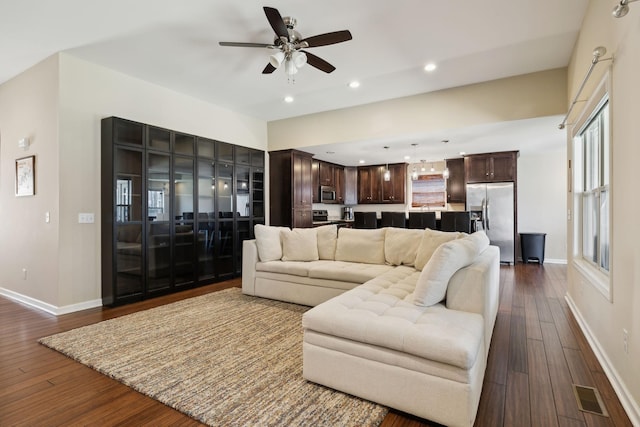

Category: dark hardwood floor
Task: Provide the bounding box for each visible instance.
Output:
[0,265,632,426]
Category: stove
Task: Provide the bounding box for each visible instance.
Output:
[312,210,328,222]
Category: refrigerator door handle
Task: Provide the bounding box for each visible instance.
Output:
[485,198,490,231]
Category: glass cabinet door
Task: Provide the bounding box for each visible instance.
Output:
[147,152,171,291]
[216,162,234,277]
[236,166,250,218]
[174,156,195,286]
[197,160,216,281]
[148,127,170,151]
[114,147,143,298]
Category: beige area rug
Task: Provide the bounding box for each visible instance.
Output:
[39,288,387,426]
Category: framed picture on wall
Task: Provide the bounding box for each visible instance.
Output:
[15,155,35,197]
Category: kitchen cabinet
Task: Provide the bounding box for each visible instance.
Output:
[312,160,344,204]
[465,151,518,183]
[358,165,383,203]
[358,163,406,204]
[312,160,320,203]
[319,161,336,187]
[445,158,465,203]
[334,165,345,204]
[269,149,313,228]
[101,116,264,306]
[381,163,406,203]
[343,167,358,205]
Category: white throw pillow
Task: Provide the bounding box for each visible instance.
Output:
[316,224,338,260]
[414,228,463,271]
[384,228,424,266]
[334,228,386,265]
[254,224,289,262]
[281,228,319,261]
[413,237,478,306]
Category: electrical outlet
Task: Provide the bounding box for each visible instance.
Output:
[623,329,629,354]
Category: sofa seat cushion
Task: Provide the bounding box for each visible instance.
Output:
[256,260,318,277]
[308,261,396,284]
[303,267,484,370]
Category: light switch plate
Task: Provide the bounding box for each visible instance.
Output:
[78,213,95,223]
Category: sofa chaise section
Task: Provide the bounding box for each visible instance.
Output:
[302,245,500,427]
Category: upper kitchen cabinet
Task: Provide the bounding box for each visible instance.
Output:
[445,158,465,203]
[381,163,406,203]
[464,151,519,183]
[358,163,406,204]
[358,165,383,203]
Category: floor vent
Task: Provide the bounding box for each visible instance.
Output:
[573,384,609,417]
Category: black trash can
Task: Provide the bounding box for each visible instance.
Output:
[520,233,546,264]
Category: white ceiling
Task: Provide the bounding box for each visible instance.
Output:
[0,0,586,162]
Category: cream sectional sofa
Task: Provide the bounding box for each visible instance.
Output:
[242,224,500,427]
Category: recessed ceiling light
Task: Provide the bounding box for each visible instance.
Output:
[459,151,466,155]
[284,96,294,103]
[404,155,411,160]
[348,81,360,89]
[359,159,365,164]
[424,63,437,72]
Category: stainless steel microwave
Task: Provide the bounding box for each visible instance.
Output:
[320,185,336,203]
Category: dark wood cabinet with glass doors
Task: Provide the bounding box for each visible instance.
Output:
[101,117,264,306]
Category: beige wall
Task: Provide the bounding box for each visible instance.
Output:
[0,55,61,307]
[0,53,268,311]
[268,68,567,150]
[565,0,640,422]
[517,148,567,262]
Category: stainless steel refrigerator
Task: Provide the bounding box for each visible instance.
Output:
[466,182,515,264]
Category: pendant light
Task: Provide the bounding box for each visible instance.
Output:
[383,146,391,181]
[410,144,419,180]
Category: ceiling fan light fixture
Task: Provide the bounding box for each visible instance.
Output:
[269,51,285,68]
[285,59,298,76]
[292,51,307,68]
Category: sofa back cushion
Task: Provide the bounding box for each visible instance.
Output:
[335,228,386,264]
[254,224,289,262]
[316,224,338,260]
[384,228,424,266]
[281,228,320,261]
[413,231,490,306]
[414,228,463,271]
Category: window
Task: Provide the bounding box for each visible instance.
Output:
[572,75,610,295]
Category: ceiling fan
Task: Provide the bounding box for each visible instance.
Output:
[219,6,352,77]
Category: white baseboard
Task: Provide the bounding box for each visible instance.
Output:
[565,293,640,425]
[517,258,567,265]
[0,287,102,316]
[543,258,567,264]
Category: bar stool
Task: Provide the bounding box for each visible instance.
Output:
[353,212,378,229]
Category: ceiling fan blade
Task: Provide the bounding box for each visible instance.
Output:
[219,41,273,48]
[300,30,352,48]
[262,63,277,74]
[263,6,289,41]
[302,51,336,73]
